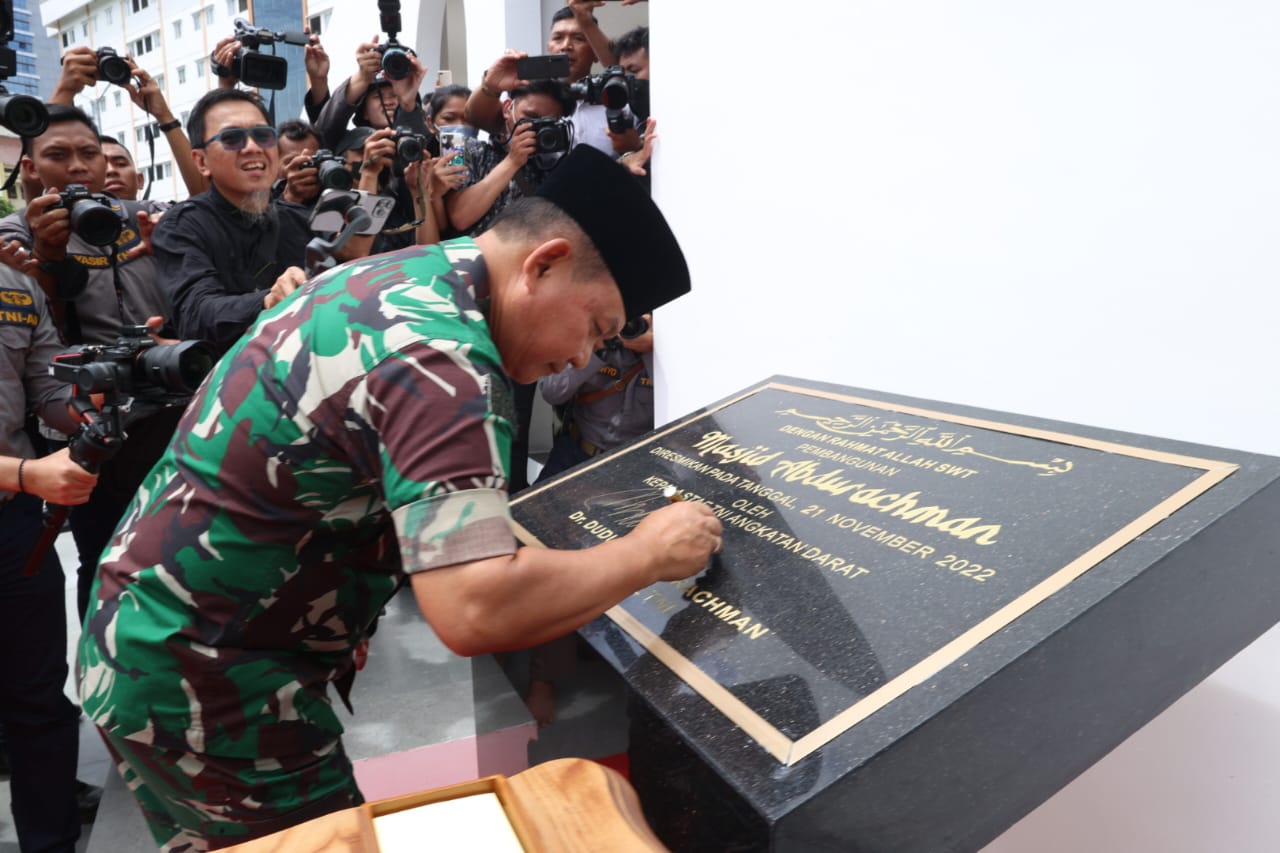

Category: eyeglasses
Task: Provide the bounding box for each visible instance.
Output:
[197,125,278,151]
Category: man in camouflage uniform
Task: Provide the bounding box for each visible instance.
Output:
[78,146,722,851]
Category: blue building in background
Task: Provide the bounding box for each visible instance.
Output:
[249,0,306,127]
[7,0,60,98]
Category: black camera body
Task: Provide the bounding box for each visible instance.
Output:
[390,127,438,176]
[302,149,353,191]
[517,116,573,155]
[49,184,124,247]
[95,47,132,86]
[570,66,650,133]
[216,17,309,90]
[51,325,215,406]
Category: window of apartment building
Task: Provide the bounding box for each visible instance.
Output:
[177,65,186,84]
[195,58,205,78]
[135,126,147,144]
[113,91,122,107]
[104,7,112,24]
[132,32,157,56]
[173,19,182,39]
[192,10,201,30]
[180,110,190,126]
[132,0,150,12]
[227,0,248,16]
[154,73,164,91]
[80,21,88,38]
[149,162,172,182]
[60,30,75,47]
[308,10,331,36]
[206,7,215,25]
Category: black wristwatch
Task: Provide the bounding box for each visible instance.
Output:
[157,119,182,133]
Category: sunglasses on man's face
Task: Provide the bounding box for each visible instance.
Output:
[198,125,279,151]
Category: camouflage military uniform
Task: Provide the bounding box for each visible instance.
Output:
[78,237,518,850]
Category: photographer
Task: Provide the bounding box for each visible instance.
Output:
[0,105,187,620]
[314,36,432,152]
[50,47,207,198]
[338,125,464,251]
[153,88,368,354]
[466,6,633,156]
[0,264,98,852]
[274,119,325,205]
[446,79,575,236]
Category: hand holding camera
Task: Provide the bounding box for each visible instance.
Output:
[505,119,540,169]
[52,46,110,102]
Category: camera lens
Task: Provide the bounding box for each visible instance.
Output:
[97,51,133,86]
[381,47,412,81]
[136,340,216,395]
[69,200,124,247]
[317,159,353,191]
[0,92,50,136]
[397,135,423,163]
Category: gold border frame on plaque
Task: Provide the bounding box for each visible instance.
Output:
[513,381,1238,766]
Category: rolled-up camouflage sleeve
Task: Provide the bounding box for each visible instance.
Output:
[359,339,517,572]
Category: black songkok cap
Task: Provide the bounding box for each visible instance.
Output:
[534,145,690,318]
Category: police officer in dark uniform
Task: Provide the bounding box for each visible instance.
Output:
[0,265,98,853]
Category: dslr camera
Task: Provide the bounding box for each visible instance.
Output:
[51,325,215,407]
[214,16,309,90]
[302,149,353,191]
[376,0,416,81]
[94,47,132,86]
[49,184,125,247]
[515,116,572,156]
[570,66,650,134]
[390,126,437,176]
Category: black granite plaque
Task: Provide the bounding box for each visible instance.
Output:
[510,377,1280,852]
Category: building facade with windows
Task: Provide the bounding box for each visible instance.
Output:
[38,0,308,202]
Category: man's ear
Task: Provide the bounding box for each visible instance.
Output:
[191,148,212,179]
[19,155,37,182]
[520,238,574,288]
[135,169,147,195]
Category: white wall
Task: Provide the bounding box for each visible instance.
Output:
[653,2,1279,458]
[651,3,1280,851]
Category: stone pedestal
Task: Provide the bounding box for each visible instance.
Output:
[510,376,1280,852]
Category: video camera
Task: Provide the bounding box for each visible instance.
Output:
[302,149,353,191]
[51,325,215,408]
[514,116,572,156]
[377,0,416,81]
[213,16,309,90]
[570,66,650,134]
[0,2,48,136]
[49,184,125,247]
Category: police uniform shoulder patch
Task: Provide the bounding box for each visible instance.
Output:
[0,287,38,327]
